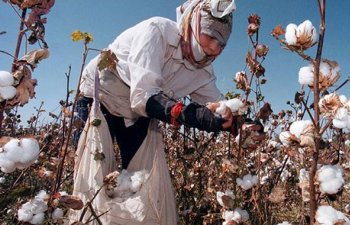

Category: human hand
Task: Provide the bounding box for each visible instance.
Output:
[206,102,233,129]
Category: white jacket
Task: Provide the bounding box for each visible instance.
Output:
[80,16,223,119]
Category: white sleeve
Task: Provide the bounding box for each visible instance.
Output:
[189,78,224,104]
[128,23,166,116]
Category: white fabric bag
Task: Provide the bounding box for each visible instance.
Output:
[69,68,177,225]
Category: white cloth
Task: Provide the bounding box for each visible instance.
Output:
[79,17,223,119]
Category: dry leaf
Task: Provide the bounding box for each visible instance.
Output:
[257,102,273,123]
[59,195,84,210]
[221,195,234,209]
[21,0,41,8]
[19,48,49,69]
[98,49,118,72]
[272,25,285,36]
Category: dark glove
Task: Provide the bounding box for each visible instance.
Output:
[145,92,225,132]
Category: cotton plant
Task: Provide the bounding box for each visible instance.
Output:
[278,120,315,147]
[316,164,344,195]
[236,174,258,190]
[285,20,317,49]
[0,70,16,101]
[0,137,40,173]
[222,208,249,225]
[298,59,340,90]
[18,190,49,224]
[315,205,350,225]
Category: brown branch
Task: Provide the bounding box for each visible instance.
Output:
[309,0,326,224]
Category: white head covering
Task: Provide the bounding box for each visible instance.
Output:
[176,0,236,68]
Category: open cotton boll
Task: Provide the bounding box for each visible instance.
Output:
[236,174,258,190]
[319,61,331,76]
[289,120,312,138]
[4,139,24,162]
[316,205,350,225]
[35,190,49,201]
[297,20,317,44]
[285,23,298,45]
[18,138,40,164]
[339,95,348,105]
[52,208,64,220]
[29,212,45,224]
[0,86,16,100]
[317,165,344,194]
[216,189,235,207]
[298,66,314,85]
[0,71,14,87]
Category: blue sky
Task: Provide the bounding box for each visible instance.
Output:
[1,0,350,124]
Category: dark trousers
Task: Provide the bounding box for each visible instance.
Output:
[74,97,150,169]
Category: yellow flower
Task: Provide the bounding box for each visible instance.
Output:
[71,30,84,42]
[71,30,94,44]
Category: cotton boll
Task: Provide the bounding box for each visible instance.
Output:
[298,66,314,85]
[29,212,45,224]
[0,71,14,86]
[297,20,317,45]
[0,177,5,184]
[52,208,64,220]
[317,165,344,195]
[18,208,33,222]
[223,210,235,221]
[0,86,16,100]
[4,139,22,162]
[216,189,235,207]
[285,23,298,45]
[236,174,258,190]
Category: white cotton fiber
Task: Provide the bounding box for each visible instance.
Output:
[277,222,292,225]
[0,71,14,87]
[0,153,16,173]
[130,169,149,192]
[289,120,312,138]
[17,208,33,222]
[52,208,64,220]
[230,208,249,223]
[285,23,298,45]
[316,205,350,225]
[30,198,48,214]
[339,95,348,104]
[0,86,16,100]
[297,20,317,44]
[225,98,244,113]
[319,62,331,76]
[4,138,40,168]
[298,66,314,86]
[317,165,344,194]
[236,174,258,190]
[333,107,349,129]
[279,131,292,146]
[18,138,40,164]
[216,101,227,115]
[29,212,45,224]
